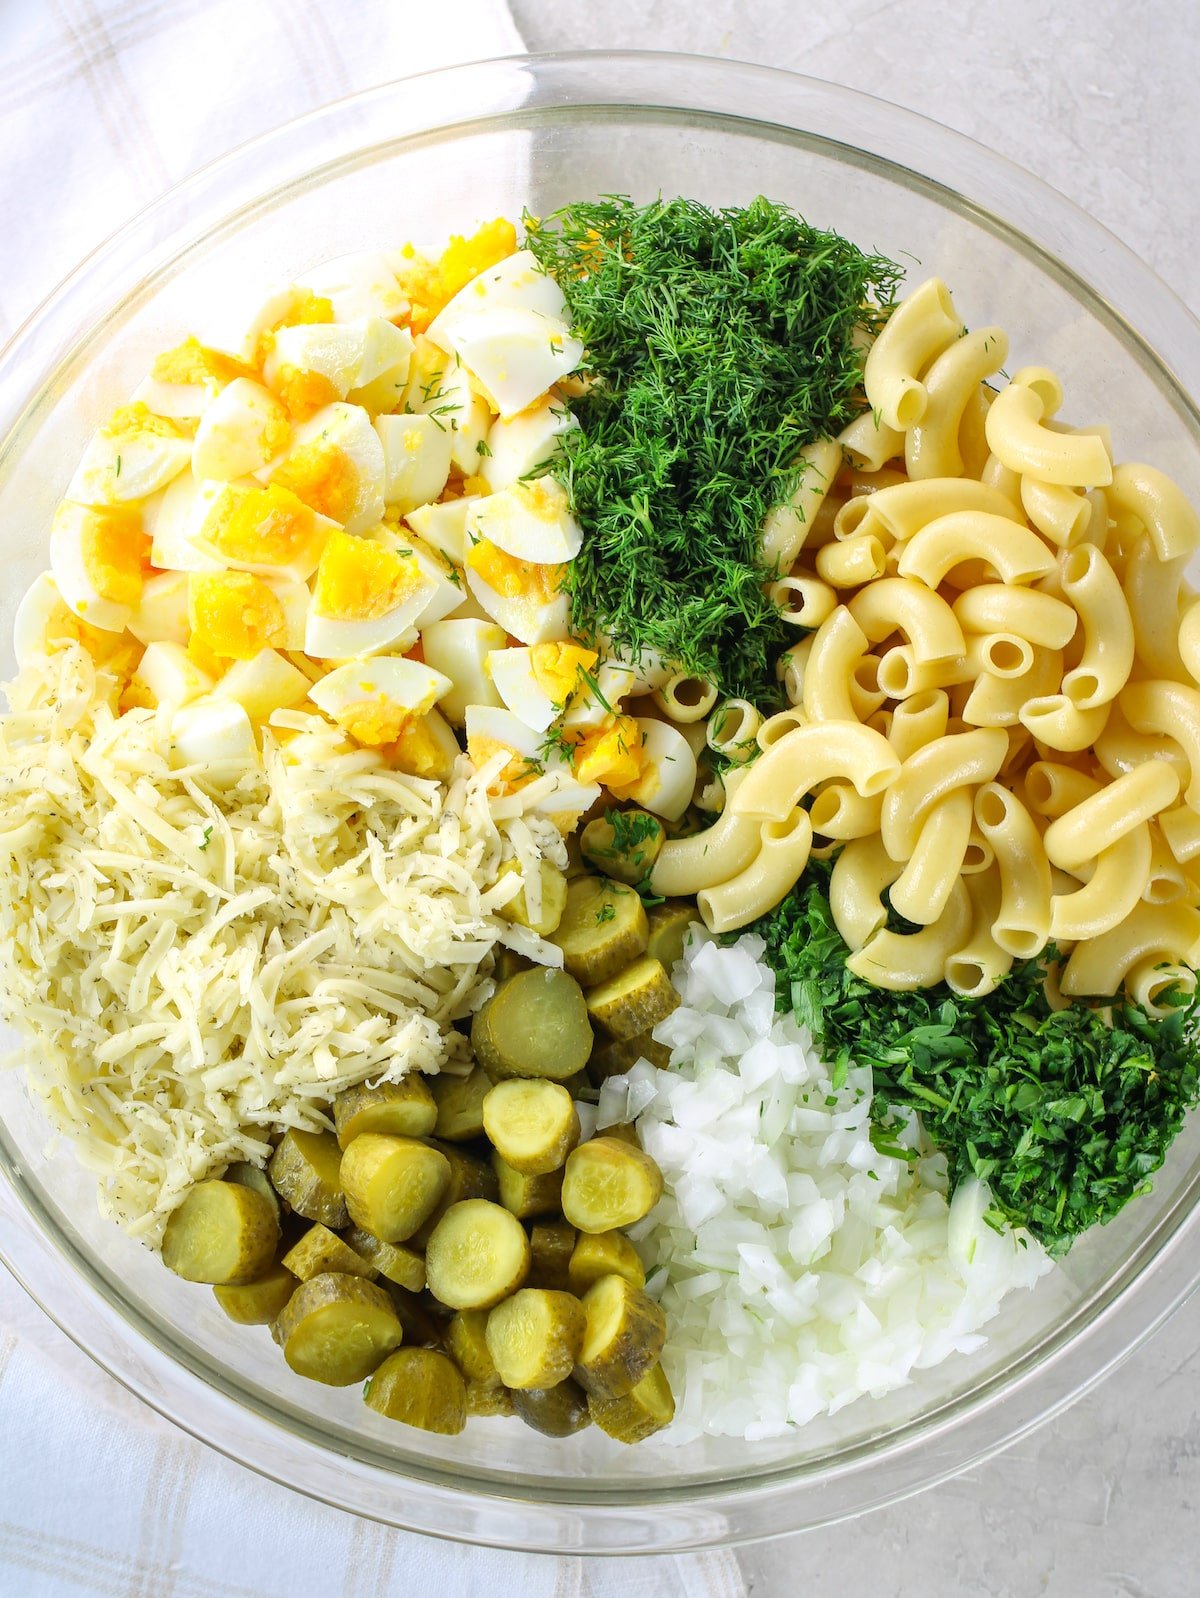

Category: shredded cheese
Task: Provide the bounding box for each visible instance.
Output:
[0,646,564,1242]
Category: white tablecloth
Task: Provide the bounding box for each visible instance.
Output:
[0,3,746,1593]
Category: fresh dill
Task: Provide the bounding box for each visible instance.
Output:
[199,824,213,851]
[524,195,901,699]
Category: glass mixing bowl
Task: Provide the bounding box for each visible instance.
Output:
[1,52,1199,1555]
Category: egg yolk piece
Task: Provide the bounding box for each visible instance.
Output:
[81,508,148,608]
[207,484,327,575]
[574,715,645,788]
[151,337,255,389]
[438,219,518,302]
[465,538,566,602]
[188,572,287,660]
[529,641,598,707]
[312,529,428,622]
[272,440,359,525]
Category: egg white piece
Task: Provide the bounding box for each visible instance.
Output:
[169,698,259,768]
[191,378,290,481]
[375,414,453,514]
[263,323,364,404]
[482,399,578,492]
[300,253,408,324]
[404,495,477,565]
[13,574,76,667]
[128,570,190,647]
[304,528,438,660]
[219,282,309,365]
[420,618,507,725]
[355,318,414,388]
[621,717,697,822]
[131,374,211,421]
[562,659,640,733]
[132,641,214,708]
[213,649,310,721]
[402,338,491,474]
[262,575,310,650]
[466,476,583,564]
[310,656,453,741]
[380,532,468,628]
[263,402,386,537]
[147,473,226,573]
[488,646,586,733]
[465,704,555,773]
[49,501,141,633]
[427,250,570,346]
[444,309,583,420]
[67,413,192,507]
[463,550,570,646]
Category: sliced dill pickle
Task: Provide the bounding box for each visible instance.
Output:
[585,956,679,1042]
[644,900,697,971]
[445,1308,499,1385]
[573,1274,666,1400]
[424,1198,531,1311]
[269,1130,347,1228]
[343,1226,426,1292]
[162,1179,279,1286]
[282,1223,377,1283]
[410,1142,498,1248]
[385,1286,445,1349]
[493,947,534,982]
[339,1134,450,1243]
[561,1137,663,1233]
[512,1379,592,1438]
[588,1363,675,1443]
[431,1067,492,1142]
[364,1347,466,1434]
[492,1151,564,1220]
[466,1380,516,1418]
[213,1262,297,1325]
[224,1160,283,1228]
[471,967,593,1082]
[485,1288,586,1390]
[580,811,665,887]
[333,1076,437,1148]
[483,1079,581,1175]
[550,876,649,986]
[568,1230,646,1295]
[275,1272,402,1386]
[588,1031,670,1085]
[529,1220,577,1291]
[497,859,569,937]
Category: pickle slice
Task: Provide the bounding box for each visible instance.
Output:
[512,1380,592,1438]
[275,1272,403,1386]
[162,1179,279,1286]
[580,811,665,887]
[485,1288,586,1390]
[497,859,569,936]
[224,1160,283,1228]
[410,1142,499,1248]
[282,1223,377,1283]
[424,1198,531,1311]
[568,1230,646,1294]
[445,1308,499,1386]
[482,1079,581,1175]
[333,1076,437,1149]
[585,956,679,1042]
[471,967,593,1083]
[340,1134,450,1243]
[644,900,696,970]
[529,1220,577,1292]
[492,1152,564,1221]
[561,1137,663,1233]
[269,1130,347,1228]
[213,1262,296,1326]
[343,1227,426,1293]
[550,876,649,986]
[588,1031,670,1085]
[364,1347,466,1434]
[588,1363,675,1443]
[431,1067,492,1142]
[466,1381,516,1418]
[574,1274,667,1401]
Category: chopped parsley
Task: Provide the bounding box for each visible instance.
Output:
[525,195,900,698]
[596,903,616,925]
[199,824,213,851]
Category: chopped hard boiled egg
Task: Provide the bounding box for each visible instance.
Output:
[385,706,461,783]
[67,403,192,506]
[437,308,584,421]
[488,641,598,732]
[187,571,288,660]
[305,529,437,659]
[191,378,291,481]
[466,476,583,565]
[263,323,364,418]
[464,539,569,646]
[420,618,507,725]
[12,573,127,669]
[481,399,578,492]
[372,529,467,628]
[169,698,258,767]
[128,570,190,647]
[309,656,452,746]
[562,658,639,733]
[606,716,697,821]
[375,414,453,514]
[133,338,254,421]
[190,482,334,582]
[145,474,225,573]
[49,501,148,633]
[572,713,645,787]
[212,649,310,721]
[427,249,570,345]
[402,337,491,474]
[299,252,408,324]
[131,640,215,708]
[465,704,600,826]
[264,402,386,536]
[404,495,477,565]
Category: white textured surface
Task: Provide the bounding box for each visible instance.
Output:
[507,1,1200,1591]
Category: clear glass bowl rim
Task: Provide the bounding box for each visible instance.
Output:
[1,49,1199,1555]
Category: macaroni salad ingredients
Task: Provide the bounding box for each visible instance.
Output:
[606,932,1051,1442]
